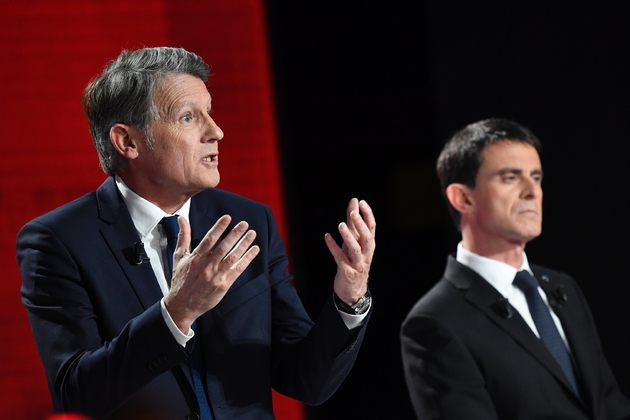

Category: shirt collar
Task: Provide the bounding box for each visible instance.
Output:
[115,176,191,239]
[456,242,533,296]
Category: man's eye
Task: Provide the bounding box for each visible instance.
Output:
[182,114,193,123]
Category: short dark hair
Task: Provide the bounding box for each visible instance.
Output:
[436,118,542,227]
[82,47,211,175]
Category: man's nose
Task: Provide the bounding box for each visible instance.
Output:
[521,177,542,199]
[203,115,224,142]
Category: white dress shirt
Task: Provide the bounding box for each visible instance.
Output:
[456,242,571,349]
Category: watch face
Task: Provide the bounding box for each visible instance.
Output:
[351,294,371,314]
[350,296,363,309]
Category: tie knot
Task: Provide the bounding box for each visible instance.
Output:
[513,270,538,293]
[159,216,180,245]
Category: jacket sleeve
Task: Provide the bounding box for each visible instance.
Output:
[568,278,630,420]
[400,313,500,420]
[261,204,370,405]
[17,219,190,418]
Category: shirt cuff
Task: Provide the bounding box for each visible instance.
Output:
[335,301,371,330]
[160,298,194,347]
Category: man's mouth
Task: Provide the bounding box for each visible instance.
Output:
[202,153,218,162]
[518,208,539,217]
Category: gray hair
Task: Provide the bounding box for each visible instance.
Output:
[82,47,210,175]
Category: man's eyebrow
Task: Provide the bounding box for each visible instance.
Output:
[174,99,213,112]
[497,168,523,175]
[495,168,544,177]
[171,101,195,115]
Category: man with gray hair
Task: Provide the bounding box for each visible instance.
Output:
[18,47,375,420]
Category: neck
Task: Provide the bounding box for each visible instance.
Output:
[118,174,191,214]
[461,231,526,269]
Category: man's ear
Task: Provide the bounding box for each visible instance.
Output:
[110,123,142,160]
[445,183,474,215]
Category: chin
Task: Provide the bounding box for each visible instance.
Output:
[201,174,220,189]
[521,229,542,243]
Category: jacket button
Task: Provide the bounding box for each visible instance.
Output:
[186,413,200,420]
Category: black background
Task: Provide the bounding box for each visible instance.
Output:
[266,2,630,419]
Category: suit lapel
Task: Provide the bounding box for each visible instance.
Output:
[96,177,162,310]
[96,178,201,407]
[445,256,582,398]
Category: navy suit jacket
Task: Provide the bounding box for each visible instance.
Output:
[401,255,630,420]
[18,177,368,420]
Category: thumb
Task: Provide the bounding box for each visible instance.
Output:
[174,216,192,262]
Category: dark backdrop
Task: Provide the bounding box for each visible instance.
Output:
[266,2,630,419]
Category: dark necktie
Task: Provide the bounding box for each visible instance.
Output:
[159,216,214,420]
[159,216,179,285]
[513,270,579,395]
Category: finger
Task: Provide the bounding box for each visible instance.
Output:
[324,233,350,266]
[210,245,260,294]
[210,221,251,261]
[220,229,257,268]
[205,233,259,291]
[224,231,259,273]
[193,215,232,256]
[350,208,376,254]
[339,221,367,265]
[345,198,360,237]
[358,200,376,235]
[173,216,192,264]
[346,197,359,218]
[338,222,364,264]
[231,244,260,275]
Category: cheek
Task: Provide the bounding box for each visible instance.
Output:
[489,197,510,216]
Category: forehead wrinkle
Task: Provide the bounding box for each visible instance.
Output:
[164,95,213,119]
[154,74,211,119]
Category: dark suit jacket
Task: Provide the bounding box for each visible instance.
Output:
[401,255,630,420]
[18,177,368,420]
